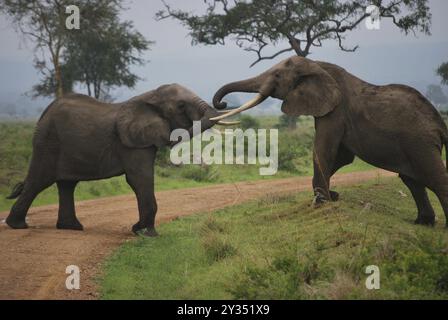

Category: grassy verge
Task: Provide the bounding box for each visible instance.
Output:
[100,177,448,300]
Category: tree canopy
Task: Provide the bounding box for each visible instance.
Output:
[157,0,432,66]
[437,62,448,86]
[36,2,151,100]
[0,0,151,100]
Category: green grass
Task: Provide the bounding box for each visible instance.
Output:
[100,177,448,300]
[0,118,373,212]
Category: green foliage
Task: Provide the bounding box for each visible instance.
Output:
[0,0,72,96]
[181,165,220,182]
[61,9,151,100]
[230,249,330,299]
[157,0,431,65]
[100,178,448,300]
[0,0,151,99]
[437,62,448,86]
[239,115,260,130]
[201,220,237,263]
[277,130,313,173]
[277,114,298,130]
[155,146,172,167]
[380,233,448,298]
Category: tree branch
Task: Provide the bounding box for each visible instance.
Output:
[249,47,294,67]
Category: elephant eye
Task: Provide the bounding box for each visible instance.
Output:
[177,101,186,112]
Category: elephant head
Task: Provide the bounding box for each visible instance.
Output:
[117,84,236,149]
[211,56,342,120]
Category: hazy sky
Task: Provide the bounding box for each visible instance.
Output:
[0,0,447,110]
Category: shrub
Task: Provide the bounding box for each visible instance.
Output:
[202,234,237,263]
[276,131,313,173]
[380,233,448,298]
[155,146,171,167]
[181,165,219,182]
[276,114,298,130]
[88,185,101,197]
[200,216,236,262]
[228,250,329,299]
[239,115,260,130]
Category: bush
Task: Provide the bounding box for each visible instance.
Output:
[239,115,260,130]
[228,249,329,299]
[201,216,236,263]
[202,234,237,263]
[155,146,171,167]
[180,165,219,182]
[276,131,312,173]
[380,233,448,298]
[276,114,298,130]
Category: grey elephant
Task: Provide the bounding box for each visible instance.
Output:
[212,56,448,227]
[5,84,232,236]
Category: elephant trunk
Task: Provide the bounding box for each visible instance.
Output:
[213,75,264,110]
[191,96,220,133]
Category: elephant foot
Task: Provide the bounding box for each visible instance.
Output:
[312,188,331,208]
[5,216,28,229]
[57,219,84,231]
[414,214,435,227]
[329,190,339,202]
[132,223,159,237]
[312,195,328,208]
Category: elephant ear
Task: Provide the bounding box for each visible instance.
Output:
[281,62,342,117]
[117,101,171,148]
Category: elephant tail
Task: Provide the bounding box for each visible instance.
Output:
[6,182,25,200]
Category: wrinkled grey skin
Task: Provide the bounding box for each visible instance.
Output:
[214,56,448,227]
[6,84,219,236]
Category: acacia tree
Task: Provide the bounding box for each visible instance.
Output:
[37,4,151,100]
[0,0,77,97]
[65,24,150,100]
[0,0,150,100]
[157,0,431,67]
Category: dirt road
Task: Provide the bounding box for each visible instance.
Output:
[0,169,394,300]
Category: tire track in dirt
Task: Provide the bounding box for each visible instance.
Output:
[0,169,394,300]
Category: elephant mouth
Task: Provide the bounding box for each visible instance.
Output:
[210,94,267,121]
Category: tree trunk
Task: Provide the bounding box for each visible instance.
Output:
[54,59,64,98]
[86,82,92,97]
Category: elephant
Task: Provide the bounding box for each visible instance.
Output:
[5,84,233,236]
[212,56,448,227]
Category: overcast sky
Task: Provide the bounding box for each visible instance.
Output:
[0,0,447,111]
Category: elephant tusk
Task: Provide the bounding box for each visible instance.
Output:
[210,94,267,121]
[217,120,241,126]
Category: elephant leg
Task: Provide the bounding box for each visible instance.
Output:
[399,174,435,226]
[6,156,55,229]
[56,181,83,230]
[312,119,344,205]
[327,145,356,202]
[424,170,448,228]
[123,148,159,237]
[406,147,448,227]
[6,184,43,229]
[435,188,448,228]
